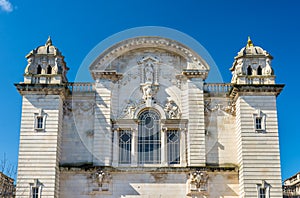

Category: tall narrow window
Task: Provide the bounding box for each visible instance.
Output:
[138,110,161,164]
[255,117,262,130]
[247,65,253,75]
[36,116,43,129]
[167,130,180,164]
[37,65,42,74]
[259,187,266,198]
[35,110,46,131]
[32,187,39,198]
[253,109,266,132]
[119,130,132,164]
[30,179,41,198]
[46,65,52,74]
[257,66,262,75]
[257,180,270,198]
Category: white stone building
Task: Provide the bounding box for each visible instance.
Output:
[283,172,300,197]
[15,36,284,198]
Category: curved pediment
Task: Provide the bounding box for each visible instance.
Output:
[89,36,210,80]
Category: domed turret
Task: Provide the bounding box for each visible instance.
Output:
[23,36,69,84]
[230,37,275,85]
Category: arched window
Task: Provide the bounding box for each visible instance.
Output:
[37,65,42,74]
[138,110,161,164]
[46,65,52,74]
[247,65,253,75]
[257,66,262,75]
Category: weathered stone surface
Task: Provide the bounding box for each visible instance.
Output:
[15,37,284,197]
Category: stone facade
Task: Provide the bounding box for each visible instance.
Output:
[15,36,284,197]
[283,172,300,197]
[0,172,15,197]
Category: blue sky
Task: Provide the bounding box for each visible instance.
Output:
[0,0,299,181]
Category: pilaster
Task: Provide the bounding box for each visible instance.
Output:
[186,77,206,166]
[93,79,113,166]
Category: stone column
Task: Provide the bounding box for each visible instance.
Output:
[180,128,187,166]
[131,128,138,166]
[112,129,119,167]
[161,129,167,166]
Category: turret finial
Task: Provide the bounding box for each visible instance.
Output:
[247,36,253,47]
[46,36,52,46]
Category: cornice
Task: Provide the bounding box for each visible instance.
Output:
[229,84,285,101]
[89,36,210,80]
[15,83,69,97]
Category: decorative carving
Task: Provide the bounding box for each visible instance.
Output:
[90,37,210,81]
[141,84,159,107]
[123,100,137,119]
[92,71,122,81]
[138,55,159,84]
[72,101,95,116]
[164,100,181,119]
[189,171,208,192]
[264,58,272,75]
[119,71,136,86]
[204,99,234,115]
[91,169,112,191]
[175,74,185,89]
[138,55,160,107]
[144,61,154,83]
[63,101,95,117]
[25,57,33,74]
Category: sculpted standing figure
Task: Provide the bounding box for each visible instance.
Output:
[144,62,154,83]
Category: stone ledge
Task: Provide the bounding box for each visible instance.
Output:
[15,83,68,96]
[59,165,238,173]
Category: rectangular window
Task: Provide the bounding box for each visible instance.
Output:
[259,187,266,198]
[119,130,132,164]
[167,130,180,164]
[36,116,43,129]
[32,187,39,198]
[256,117,262,130]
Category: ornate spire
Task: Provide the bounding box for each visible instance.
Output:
[46,36,52,46]
[247,36,253,47]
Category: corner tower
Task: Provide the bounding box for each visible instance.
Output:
[230,38,284,197]
[15,37,68,198]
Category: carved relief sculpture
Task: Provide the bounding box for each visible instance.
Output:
[123,100,137,119]
[92,169,112,191]
[189,171,209,192]
[139,55,160,107]
[164,100,181,119]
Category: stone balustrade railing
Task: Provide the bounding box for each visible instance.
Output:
[31,76,52,84]
[67,82,95,92]
[203,83,232,93]
[67,83,232,93]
